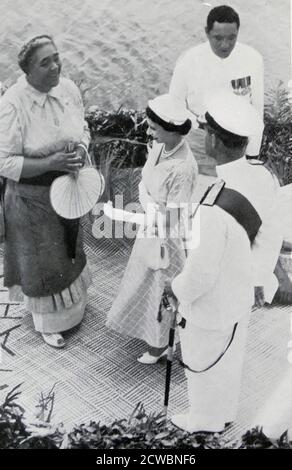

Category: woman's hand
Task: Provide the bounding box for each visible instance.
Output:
[46,150,85,173]
[20,145,87,179]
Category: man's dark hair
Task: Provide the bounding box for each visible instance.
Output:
[206,5,240,32]
[205,113,248,149]
[213,128,248,149]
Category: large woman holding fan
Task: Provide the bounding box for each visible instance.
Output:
[0,35,91,348]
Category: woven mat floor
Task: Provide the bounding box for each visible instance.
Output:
[1,219,292,444]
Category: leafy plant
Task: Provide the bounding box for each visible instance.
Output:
[1,386,292,449]
[241,427,292,449]
[35,383,56,423]
[0,384,27,449]
[261,82,292,185]
[86,106,148,142]
[0,384,64,449]
[85,107,148,203]
[67,402,230,449]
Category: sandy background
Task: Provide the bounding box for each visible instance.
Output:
[0,0,290,109]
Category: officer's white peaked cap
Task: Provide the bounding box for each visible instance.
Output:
[205,91,264,137]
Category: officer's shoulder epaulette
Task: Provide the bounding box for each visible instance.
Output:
[201,179,225,206]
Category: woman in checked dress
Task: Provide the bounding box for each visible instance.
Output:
[106,94,198,363]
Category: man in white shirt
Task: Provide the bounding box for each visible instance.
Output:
[169,5,264,174]
[169,92,281,433]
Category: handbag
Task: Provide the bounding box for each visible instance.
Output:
[138,227,170,271]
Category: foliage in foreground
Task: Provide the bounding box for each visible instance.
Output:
[1,385,292,449]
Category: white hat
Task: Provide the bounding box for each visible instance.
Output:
[148,94,190,125]
[205,91,264,137]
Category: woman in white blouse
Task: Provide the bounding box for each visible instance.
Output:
[0,35,91,348]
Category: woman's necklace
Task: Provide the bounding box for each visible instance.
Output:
[161,139,184,159]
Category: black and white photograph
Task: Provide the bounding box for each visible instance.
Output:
[0,0,291,454]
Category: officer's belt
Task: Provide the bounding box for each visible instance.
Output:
[200,180,262,244]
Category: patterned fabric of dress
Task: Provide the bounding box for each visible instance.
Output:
[106,140,198,348]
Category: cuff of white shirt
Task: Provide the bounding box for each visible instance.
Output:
[0,155,24,182]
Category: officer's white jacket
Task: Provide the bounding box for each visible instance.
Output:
[172,157,282,331]
[172,199,254,331]
[217,157,282,301]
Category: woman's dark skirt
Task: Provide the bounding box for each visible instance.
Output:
[3,180,91,333]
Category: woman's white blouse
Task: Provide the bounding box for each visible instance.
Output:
[0,75,90,181]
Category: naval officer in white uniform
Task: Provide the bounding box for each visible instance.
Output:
[169,91,281,433]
